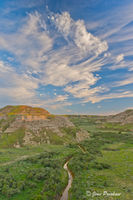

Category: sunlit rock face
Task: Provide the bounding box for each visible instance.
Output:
[21,115,47,121]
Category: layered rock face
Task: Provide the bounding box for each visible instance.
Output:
[21,115,47,121]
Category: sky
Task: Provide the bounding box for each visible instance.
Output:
[0,0,133,115]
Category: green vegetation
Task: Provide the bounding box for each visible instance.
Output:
[0,114,133,199]
[68,115,100,133]
[0,115,16,132]
[0,128,25,148]
[61,127,80,138]
[0,145,76,200]
[67,116,133,200]
[99,122,133,132]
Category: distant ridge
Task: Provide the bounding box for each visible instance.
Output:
[0,106,133,119]
[107,109,133,124]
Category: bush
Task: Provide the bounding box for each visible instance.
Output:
[90,161,111,170]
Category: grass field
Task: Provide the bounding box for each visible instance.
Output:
[80,142,133,200]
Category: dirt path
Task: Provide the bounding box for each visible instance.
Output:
[0,153,40,167]
[60,159,73,200]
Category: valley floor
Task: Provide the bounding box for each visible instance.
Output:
[0,116,133,200]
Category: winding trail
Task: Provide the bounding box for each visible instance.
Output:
[60,159,73,200]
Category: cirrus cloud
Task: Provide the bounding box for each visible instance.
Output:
[51,11,108,55]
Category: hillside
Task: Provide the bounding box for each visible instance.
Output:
[68,109,133,134]
[68,109,133,125]
[0,105,89,148]
[107,109,133,124]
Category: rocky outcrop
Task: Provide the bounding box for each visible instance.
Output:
[76,130,90,142]
[4,115,74,134]
[0,106,76,147]
[21,115,47,121]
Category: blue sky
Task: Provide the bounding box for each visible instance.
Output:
[0,0,133,115]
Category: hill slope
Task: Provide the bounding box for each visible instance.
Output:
[0,106,89,148]
[107,109,133,124]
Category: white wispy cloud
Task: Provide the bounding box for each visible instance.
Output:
[84,91,133,104]
[0,60,38,102]
[54,95,68,102]
[0,59,71,110]
[52,11,108,55]
[85,2,133,73]
[0,12,53,70]
[96,2,133,40]
[0,10,125,107]
[41,11,110,102]
[114,75,133,87]
[116,54,124,63]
